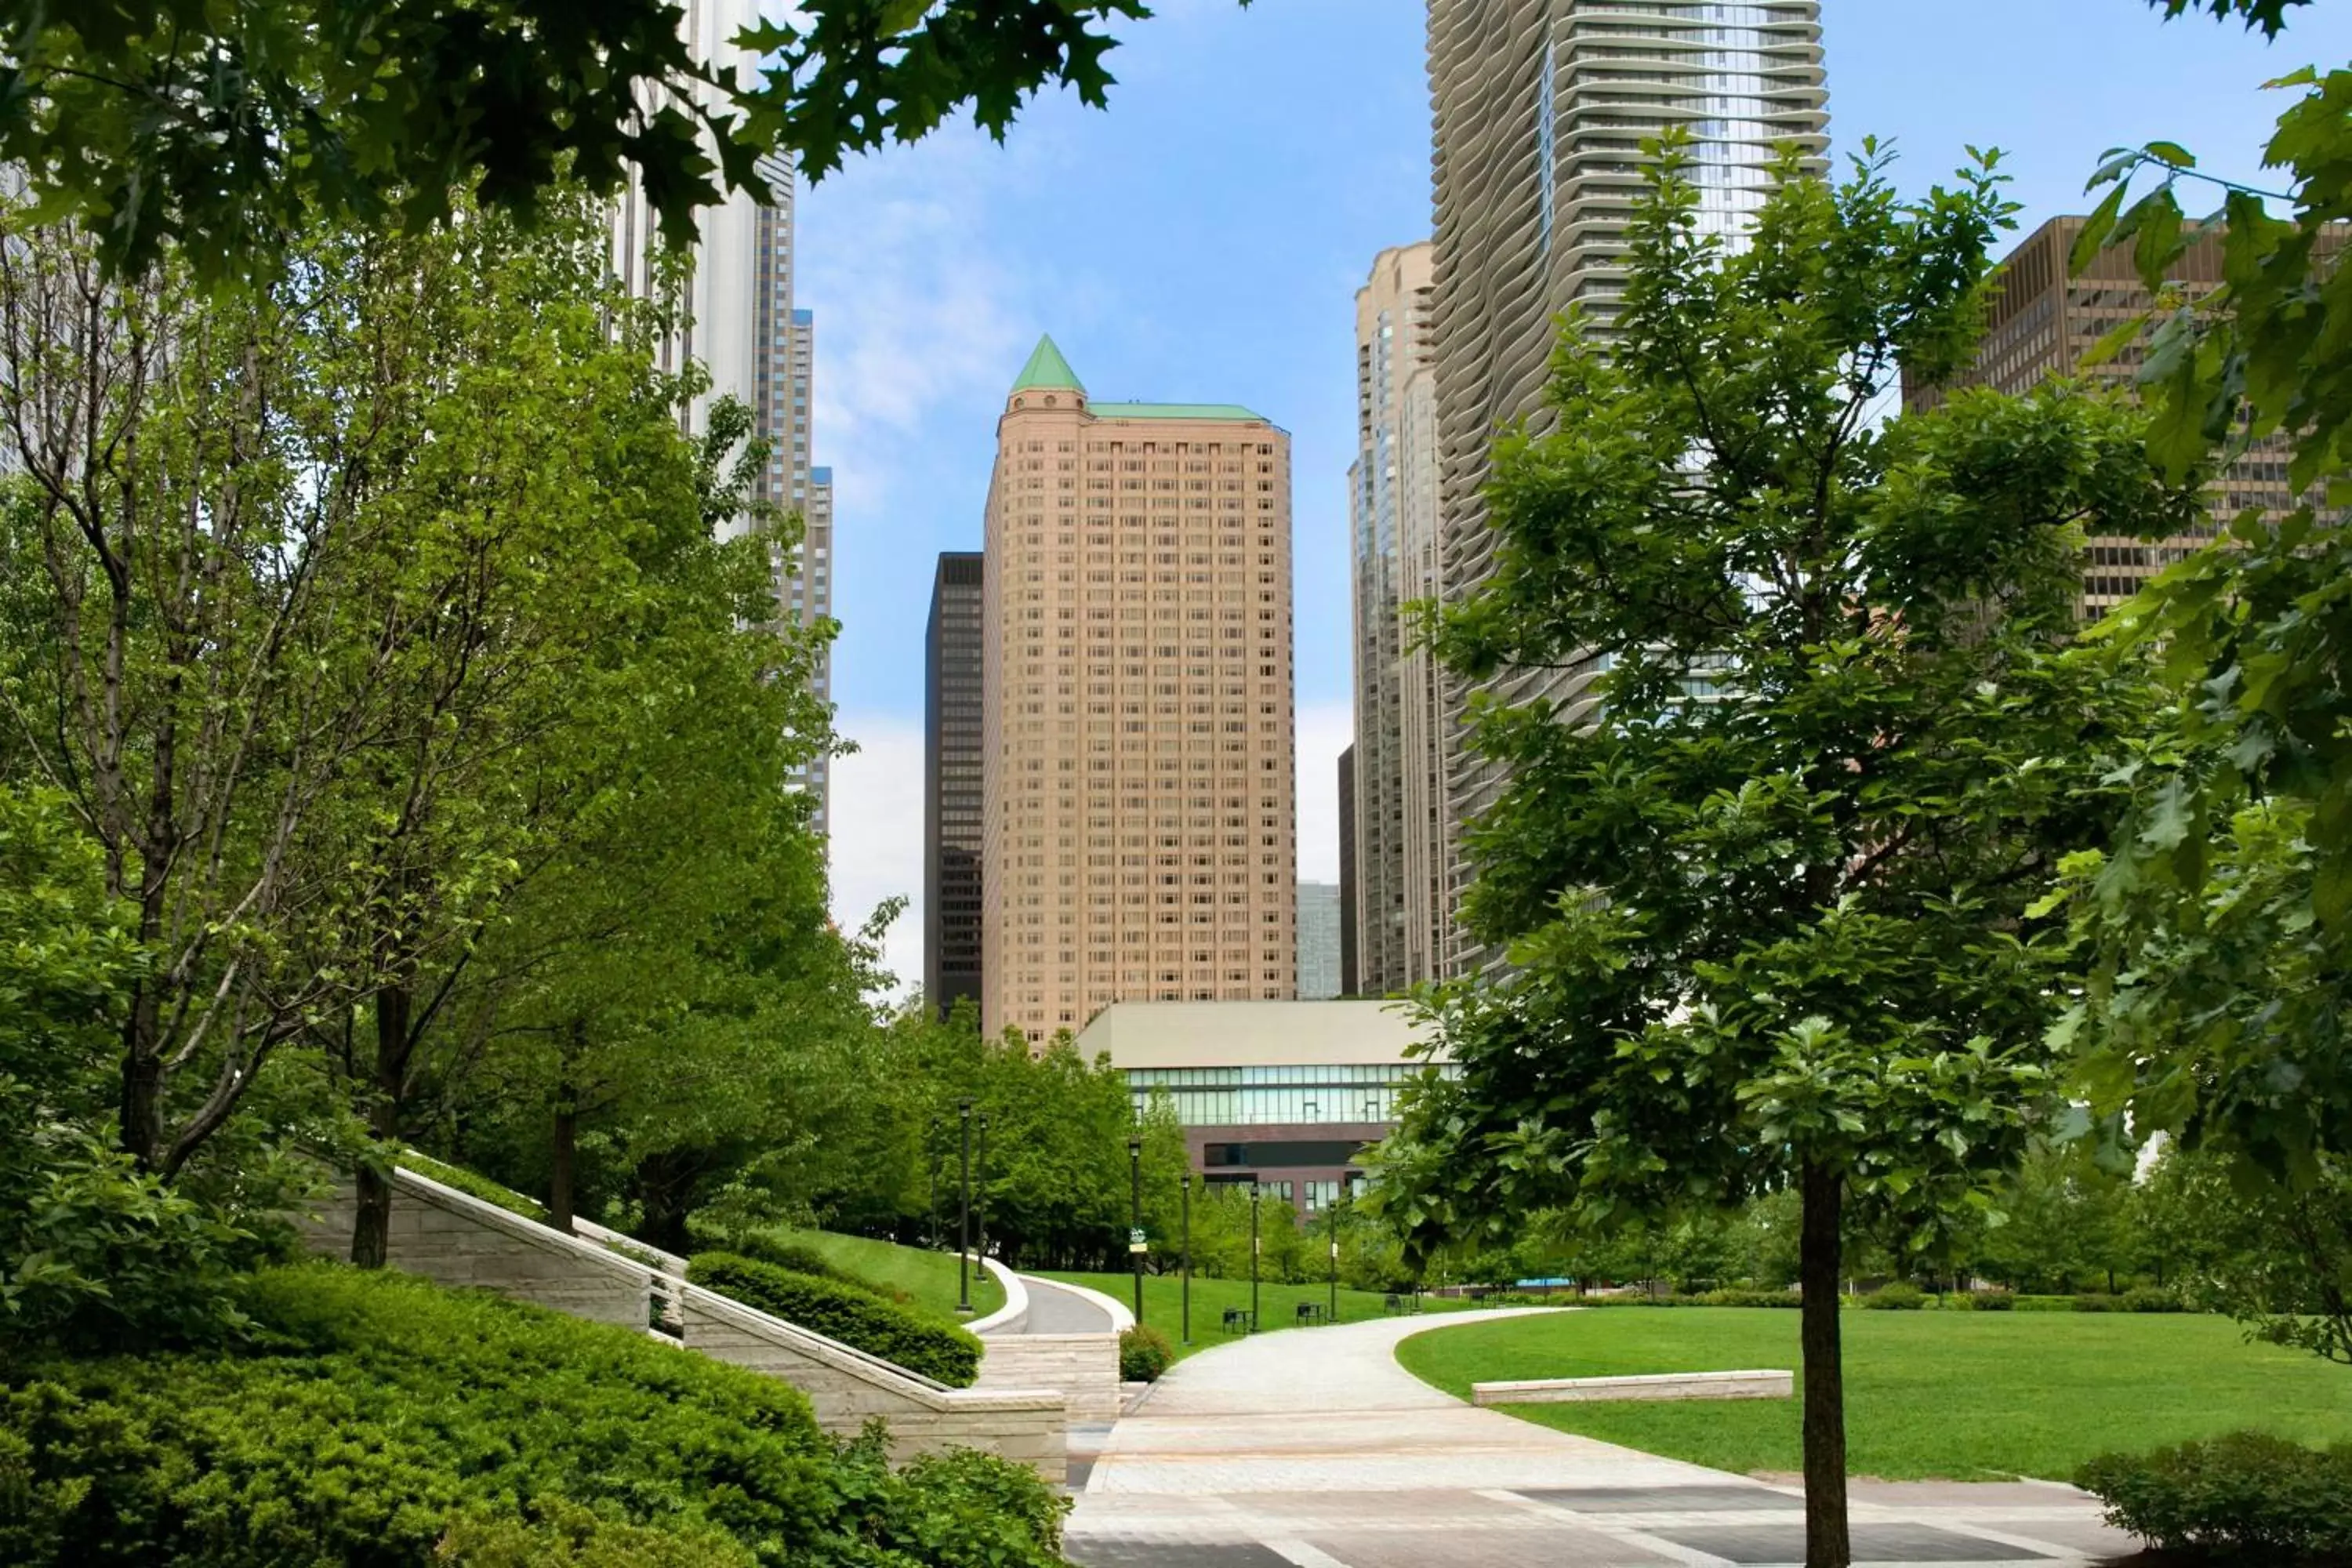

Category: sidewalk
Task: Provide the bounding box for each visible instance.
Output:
[1065,1308,2138,1568]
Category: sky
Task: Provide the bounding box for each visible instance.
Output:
[807,0,2352,992]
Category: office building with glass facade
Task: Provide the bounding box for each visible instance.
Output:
[1076,999,1443,1212]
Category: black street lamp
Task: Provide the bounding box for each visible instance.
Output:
[1127,1134,1145,1325]
[1249,1181,1262,1334]
[1180,1173,1192,1346]
[976,1112,991,1266]
[1328,1204,1339,1323]
[956,1098,974,1315]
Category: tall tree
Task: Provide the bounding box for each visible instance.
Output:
[0,0,1210,278]
[1366,136,2188,1568]
[2055,0,2352,1200]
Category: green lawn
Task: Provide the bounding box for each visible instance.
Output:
[1038,1270,1475,1361]
[1395,1306,2352,1483]
[767,1230,1004,1324]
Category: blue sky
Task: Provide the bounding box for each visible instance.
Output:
[806,0,2352,985]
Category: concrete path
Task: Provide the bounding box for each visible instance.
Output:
[1020,1275,1119,1334]
[1064,1308,2140,1568]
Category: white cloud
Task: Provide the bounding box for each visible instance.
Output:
[1295,699,1351,885]
[826,713,926,1002]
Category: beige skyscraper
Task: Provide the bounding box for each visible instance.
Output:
[1428,0,1828,974]
[981,337,1298,1044]
[1348,242,1443,996]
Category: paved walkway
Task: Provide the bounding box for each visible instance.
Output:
[1065,1308,2139,1568]
[1019,1275,1119,1334]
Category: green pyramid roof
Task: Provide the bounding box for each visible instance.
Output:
[1011,334,1083,394]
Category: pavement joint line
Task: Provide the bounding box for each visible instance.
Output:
[1264,1541,1353,1568]
[1930,1518,2103,1559]
[1471,1487,1738,1567]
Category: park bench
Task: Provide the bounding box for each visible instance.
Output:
[1382,1293,1422,1316]
[1294,1302,1327,1326]
[1220,1306,1253,1334]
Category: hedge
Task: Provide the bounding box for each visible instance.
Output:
[690,1253,983,1388]
[2078,1430,2352,1560]
[1119,1325,1174,1382]
[0,1262,1065,1567]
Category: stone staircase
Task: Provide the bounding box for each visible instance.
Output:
[296,1167,1066,1476]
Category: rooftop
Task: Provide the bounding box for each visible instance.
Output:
[1076,1000,1437,1071]
[1089,401,1271,423]
[1011,334,1084,394]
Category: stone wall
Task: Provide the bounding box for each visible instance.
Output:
[683,1287,1066,1475]
[976,1333,1123,1423]
[296,1172,652,1329]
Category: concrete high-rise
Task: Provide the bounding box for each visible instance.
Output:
[1296,882,1342,1000]
[1348,242,1442,997]
[1338,744,1359,997]
[1902,215,2330,619]
[927,553,985,1020]
[1428,0,1828,974]
[980,336,1298,1044]
[607,0,836,841]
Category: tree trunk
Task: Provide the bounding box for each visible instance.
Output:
[350,984,412,1269]
[1799,1160,1851,1568]
[549,1027,580,1234]
[120,989,165,1170]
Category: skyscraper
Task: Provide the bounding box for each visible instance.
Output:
[1348,242,1442,996]
[1338,744,1359,998]
[1901,215,2332,619]
[927,553,986,1020]
[1296,882,1342,1000]
[980,336,1298,1044]
[607,0,836,842]
[1428,0,1828,974]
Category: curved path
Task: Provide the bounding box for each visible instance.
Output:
[1017,1275,1118,1334]
[1065,1308,2135,1568]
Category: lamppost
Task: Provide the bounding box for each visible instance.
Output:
[1249,1181,1262,1333]
[1327,1203,1339,1323]
[976,1112,991,1266]
[956,1098,974,1315]
[1127,1134,1145,1325]
[1180,1173,1193,1346]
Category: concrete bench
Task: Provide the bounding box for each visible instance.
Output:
[1471,1369,1793,1406]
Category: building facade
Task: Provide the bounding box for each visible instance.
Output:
[1348,241,1444,997]
[1338,745,1359,996]
[1076,1000,1443,1214]
[980,337,1298,1044]
[1296,882,1341,1000]
[607,0,835,841]
[1900,215,2327,618]
[1428,0,1828,975]
[926,553,986,1019]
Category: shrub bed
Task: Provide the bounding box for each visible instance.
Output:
[1119,1324,1174,1382]
[1864,1282,1926,1310]
[690,1252,982,1388]
[0,1262,1063,1567]
[2077,1430,2352,1561]
[399,1149,547,1222]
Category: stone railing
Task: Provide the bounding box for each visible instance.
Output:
[572,1214,688,1334]
[682,1283,1065,1472]
[296,1169,1066,1475]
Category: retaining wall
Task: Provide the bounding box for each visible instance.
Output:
[975,1333,1123,1422]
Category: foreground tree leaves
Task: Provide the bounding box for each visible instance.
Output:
[1367,132,2190,1568]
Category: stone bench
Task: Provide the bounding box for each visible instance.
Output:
[1471,1369,1793,1406]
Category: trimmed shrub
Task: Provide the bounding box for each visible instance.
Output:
[2077,1431,2352,1560]
[689,1252,982,1387]
[2122,1286,2188,1313]
[1119,1324,1174,1382]
[1863,1281,1926,1310]
[0,1262,1065,1567]
[1966,1288,2016,1312]
[400,1149,548,1221]
[1697,1289,1803,1309]
[2073,1292,2121,1312]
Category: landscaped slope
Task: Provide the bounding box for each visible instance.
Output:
[732,1227,1006,1324]
[1394,1306,2352,1482]
[0,1261,1068,1567]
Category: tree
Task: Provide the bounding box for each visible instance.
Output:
[0,0,1213,279]
[1367,135,2189,1568]
[0,203,439,1180]
[2053,0,2352,1258]
[2141,1141,2352,1363]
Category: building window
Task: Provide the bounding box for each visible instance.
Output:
[1535,27,1557,255]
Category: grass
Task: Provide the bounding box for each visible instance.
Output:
[1037,1269,1477,1361]
[1393,1306,2352,1483]
[766,1229,1005,1324]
